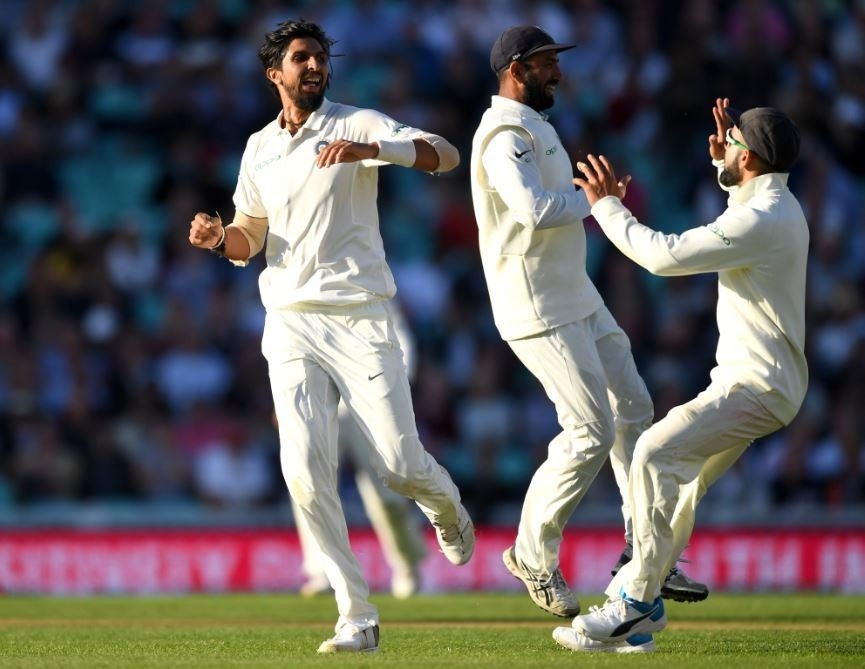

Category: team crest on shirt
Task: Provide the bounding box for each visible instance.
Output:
[315,140,330,154]
[391,124,409,136]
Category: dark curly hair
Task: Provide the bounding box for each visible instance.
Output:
[258,20,336,99]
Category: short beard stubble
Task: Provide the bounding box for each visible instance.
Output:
[718,161,742,188]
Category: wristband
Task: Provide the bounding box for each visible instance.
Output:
[375,139,416,167]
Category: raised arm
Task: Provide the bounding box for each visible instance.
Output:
[574,153,769,276]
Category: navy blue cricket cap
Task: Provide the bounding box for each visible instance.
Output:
[490,25,575,74]
[726,106,801,173]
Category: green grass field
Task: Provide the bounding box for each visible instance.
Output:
[1,592,863,668]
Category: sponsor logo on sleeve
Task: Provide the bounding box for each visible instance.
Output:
[707,223,731,246]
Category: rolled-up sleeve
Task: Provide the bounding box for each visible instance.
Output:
[416,131,459,172]
[482,128,589,230]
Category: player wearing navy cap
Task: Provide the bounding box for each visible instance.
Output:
[471,26,708,629]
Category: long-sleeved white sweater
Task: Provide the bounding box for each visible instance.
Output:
[591,171,809,424]
[470,96,602,340]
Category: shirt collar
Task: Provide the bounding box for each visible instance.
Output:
[491,95,549,122]
[731,171,789,204]
[275,98,334,136]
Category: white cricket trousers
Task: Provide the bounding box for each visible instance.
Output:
[295,304,425,588]
[295,413,427,587]
[262,300,464,630]
[507,306,653,575]
[607,381,785,602]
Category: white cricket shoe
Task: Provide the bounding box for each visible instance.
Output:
[316,623,380,653]
[503,545,580,617]
[553,627,655,653]
[434,505,475,565]
[572,593,667,641]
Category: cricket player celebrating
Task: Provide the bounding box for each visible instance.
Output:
[187,20,474,654]
[470,24,707,621]
[557,100,807,653]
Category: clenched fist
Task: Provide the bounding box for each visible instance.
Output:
[189,212,224,249]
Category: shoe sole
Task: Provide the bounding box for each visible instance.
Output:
[317,645,379,653]
[316,625,380,653]
[612,573,709,601]
[552,628,655,653]
[502,548,580,618]
[660,585,709,603]
[616,642,655,653]
[615,566,709,603]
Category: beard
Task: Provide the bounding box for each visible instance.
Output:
[288,76,328,112]
[718,161,742,187]
[523,70,556,111]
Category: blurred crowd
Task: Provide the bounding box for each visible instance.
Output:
[1,0,864,525]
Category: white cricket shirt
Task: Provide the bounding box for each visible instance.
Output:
[591,172,809,423]
[470,96,603,340]
[233,98,426,310]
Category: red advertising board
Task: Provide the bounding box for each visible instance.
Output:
[0,527,862,594]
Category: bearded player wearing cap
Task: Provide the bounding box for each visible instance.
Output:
[470,25,708,625]
[555,100,808,652]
